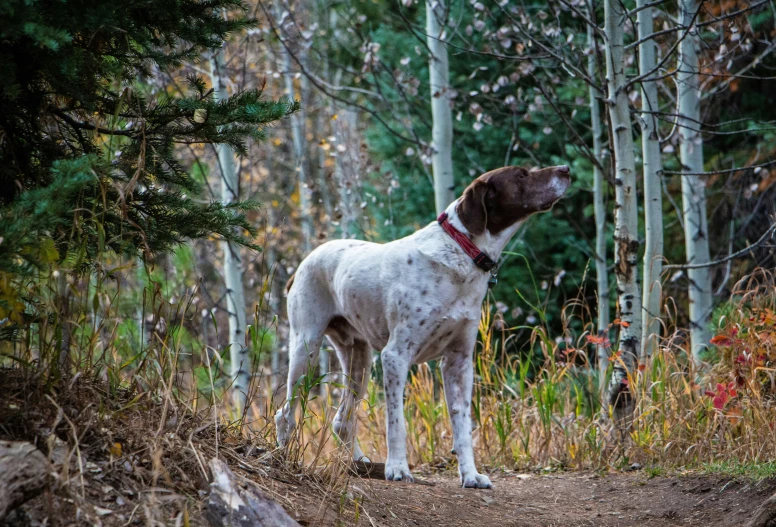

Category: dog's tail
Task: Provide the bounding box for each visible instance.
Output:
[285,273,295,294]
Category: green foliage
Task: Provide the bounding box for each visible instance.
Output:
[0,0,299,273]
[323,0,605,336]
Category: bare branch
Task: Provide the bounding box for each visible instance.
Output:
[627,0,669,16]
[663,221,776,270]
[257,0,425,147]
[625,2,703,88]
[663,159,776,176]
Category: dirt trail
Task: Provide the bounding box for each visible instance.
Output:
[268,470,776,527]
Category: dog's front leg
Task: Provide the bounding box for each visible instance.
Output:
[441,341,493,489]
[381,344,413,482]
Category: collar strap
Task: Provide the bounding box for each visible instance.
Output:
[437,212,497,272]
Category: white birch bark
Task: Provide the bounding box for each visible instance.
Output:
[276,0,325,387]
[603,0,642,421]
[586,2,610,395]
[426,0,455,215]
[210,48,250,413]
[276,0,314,255]
[678,0,712,365]
[638,0,665,360]
[332,102,359,238]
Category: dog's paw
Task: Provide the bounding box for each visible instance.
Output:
[352,443,371,463]
[354,454,372,463]
[461,473,492,489]
[384,462,414,482]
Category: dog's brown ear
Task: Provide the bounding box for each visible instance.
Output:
[456,179,489,236]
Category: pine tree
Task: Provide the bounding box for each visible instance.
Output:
[0,0,298,274]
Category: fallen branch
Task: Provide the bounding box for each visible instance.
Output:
[746,492,776,527]
[0,441,50,522]
[205,458,300,527]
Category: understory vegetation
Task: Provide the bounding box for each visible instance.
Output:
[5,259,776,479]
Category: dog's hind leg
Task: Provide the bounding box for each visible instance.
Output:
[275,279,331,448]
[274,329,326,447]
[331,337,372,462]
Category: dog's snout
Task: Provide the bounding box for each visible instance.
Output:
[557,165,570,174]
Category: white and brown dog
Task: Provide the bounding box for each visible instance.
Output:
[276,165,571,488]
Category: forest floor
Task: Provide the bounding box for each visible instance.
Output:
[265,468,776,527]
[3,370,776,527]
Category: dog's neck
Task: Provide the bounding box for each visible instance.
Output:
[442,199,523,264]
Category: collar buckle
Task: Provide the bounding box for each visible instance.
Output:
[437,212,499,275]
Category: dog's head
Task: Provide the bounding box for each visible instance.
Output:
[456,165,571,236]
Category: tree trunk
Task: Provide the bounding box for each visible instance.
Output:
[210,48,250,413]
[603,0,642,423]
[276,0,314,255]
[275,1,324,389]
[332,101,359,239]
[426,0,455,215]
[638,0,665,360]
[315,106,334,230]
[678,0,713,366]
[586,0,610,397]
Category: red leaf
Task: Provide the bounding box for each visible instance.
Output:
[710,335,733,346]
[638,364,646,372]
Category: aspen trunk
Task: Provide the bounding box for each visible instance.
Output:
[274,4,324,386]
[332,103,359,238]
[426,0,455,215]
[210,48,250,413]
[638,0,665,360]
[603,0,642,422]
[316,106,334,229]
[276,0,314,255]
[678,0,712,366]
[586,0,610,396]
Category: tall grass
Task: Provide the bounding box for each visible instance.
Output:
[4,254,776,480]
[295,270,776,476]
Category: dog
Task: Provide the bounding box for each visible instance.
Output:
[275,165,571,488]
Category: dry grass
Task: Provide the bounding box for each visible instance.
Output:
[290,269,776,479]
[3,261,776,524]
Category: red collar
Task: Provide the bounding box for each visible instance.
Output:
[437,212,497,272]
